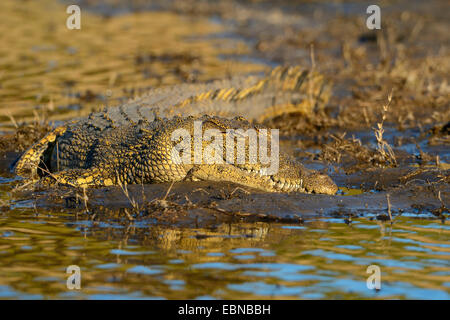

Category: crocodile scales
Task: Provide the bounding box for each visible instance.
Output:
[14,66,338,194]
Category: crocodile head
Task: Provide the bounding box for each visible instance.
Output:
[145,115,338,195]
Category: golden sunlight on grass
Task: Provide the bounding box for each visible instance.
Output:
[0,0,266,128]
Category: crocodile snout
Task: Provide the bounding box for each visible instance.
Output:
[304,172,338,195]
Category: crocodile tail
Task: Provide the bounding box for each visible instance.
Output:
[88,66,332,125]
[166,65,332,122]
[13,126,67,179]
[251,65,332,121]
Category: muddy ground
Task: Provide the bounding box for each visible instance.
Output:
[0,0,448,225]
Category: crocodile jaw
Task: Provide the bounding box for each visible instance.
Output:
[190,163,338,195]
[301,172,338,195]
[238,166,337,194]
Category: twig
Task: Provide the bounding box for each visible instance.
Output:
[162,181,175,201]
[6,113,18,129]
[386,193,392,222]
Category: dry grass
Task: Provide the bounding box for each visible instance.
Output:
[0,198,9,208]
[0,113,52,153]
[318,132,399,173]
[0,0,266,128]
[373,91,397,167]
[116,172,140,219]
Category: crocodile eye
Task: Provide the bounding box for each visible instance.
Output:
[172,136,183,144]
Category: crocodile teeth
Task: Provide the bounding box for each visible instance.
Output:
[286,184,295,192]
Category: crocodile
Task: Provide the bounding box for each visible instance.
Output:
[13,66,338,194]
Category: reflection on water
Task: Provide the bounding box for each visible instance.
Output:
[0,201,448,299]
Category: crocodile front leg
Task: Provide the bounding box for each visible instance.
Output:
[41,168,116,188]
